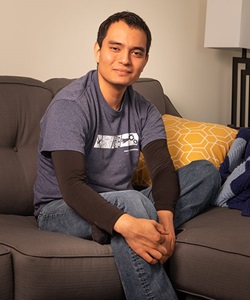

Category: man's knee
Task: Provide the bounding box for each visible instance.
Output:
[178,160,221,193]
[190,160,221,200]
[194,160,221,188]
[124,190,158,220]
[101,190,157,219]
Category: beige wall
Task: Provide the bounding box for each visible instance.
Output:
[0,0,241,124]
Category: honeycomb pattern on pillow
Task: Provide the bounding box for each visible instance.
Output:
[132,114,237,187]
[132,152,151,187]
[163,114,237,169]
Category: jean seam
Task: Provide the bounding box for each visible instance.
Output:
[38,210,67,222]
[130,247,156,300]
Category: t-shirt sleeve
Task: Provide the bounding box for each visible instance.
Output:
[40,100,88,156]
[140,102,166,150]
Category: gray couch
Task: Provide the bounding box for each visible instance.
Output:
[0,75,249,300]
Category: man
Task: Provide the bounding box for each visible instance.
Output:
[34,11,220,299]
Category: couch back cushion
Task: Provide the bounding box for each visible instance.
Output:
[133,78,181,117]
[0,77,53,215]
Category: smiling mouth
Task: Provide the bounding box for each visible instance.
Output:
[114,69,132,75]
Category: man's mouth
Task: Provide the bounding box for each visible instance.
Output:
[114,69,132,75]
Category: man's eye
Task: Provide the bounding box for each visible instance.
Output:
[110,47,119,51]
[132,51,143,57]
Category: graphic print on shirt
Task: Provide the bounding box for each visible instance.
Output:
[94,133,139,150]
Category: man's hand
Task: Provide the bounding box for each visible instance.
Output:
[114,214,169,265]
[157,210,176,264]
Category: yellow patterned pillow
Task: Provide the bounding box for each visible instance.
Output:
[132,114,237,187]
[163,114,237,169]
[132,152,151,187]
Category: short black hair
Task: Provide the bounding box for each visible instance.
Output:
[97,11,152,55]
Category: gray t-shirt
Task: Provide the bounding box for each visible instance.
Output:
[33,70,166,215]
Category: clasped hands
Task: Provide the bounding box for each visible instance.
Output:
[114,211,175,265]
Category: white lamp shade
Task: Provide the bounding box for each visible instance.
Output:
[204,0,250,49]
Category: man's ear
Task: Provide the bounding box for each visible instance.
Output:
[94,42,101,63]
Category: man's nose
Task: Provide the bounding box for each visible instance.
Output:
[119,50,131,65]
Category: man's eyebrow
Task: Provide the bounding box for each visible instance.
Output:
[108,40,123,46]
[108,40,145,52]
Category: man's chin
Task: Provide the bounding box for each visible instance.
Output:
[111,76,138,87]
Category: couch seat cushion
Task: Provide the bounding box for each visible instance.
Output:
[169,207,250,299]
[0,215,124,300]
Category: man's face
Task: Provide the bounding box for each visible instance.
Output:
[94,21,149,89]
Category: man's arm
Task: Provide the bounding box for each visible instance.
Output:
[52,151,175,264]
[143,139,180,263]
[52,150,170,264]
[51,150,125,235]
[143,139,179,212]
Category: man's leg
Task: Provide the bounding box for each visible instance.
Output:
[104,160,220,299]
[38,192,178,300]
[174,160,221,229]
[101,190,178,300]
[37,199,92,239]
[141,160,221,230]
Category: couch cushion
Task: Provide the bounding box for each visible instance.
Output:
[169,207,250,299]
[133,78,181,116]
[45,77,75,95]
[0,77,53,215]
[0,215,124,300]
[163,114,237,169]
[0,246,13,300]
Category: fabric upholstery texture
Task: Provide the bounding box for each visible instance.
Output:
[0,215,124,300]
[169,207,250,299]
[0,77,52,215]
[132,78,181,117]
[0,246,13,300]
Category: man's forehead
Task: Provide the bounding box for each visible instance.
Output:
[105,21,147,45]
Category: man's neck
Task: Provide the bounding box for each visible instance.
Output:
[98,78,127,111]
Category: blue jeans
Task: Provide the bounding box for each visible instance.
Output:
[37,160,221,300]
